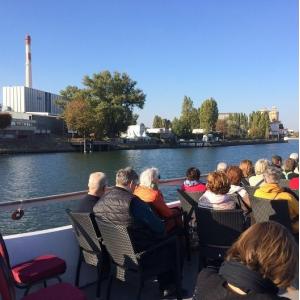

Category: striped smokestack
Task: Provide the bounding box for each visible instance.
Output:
[25,34,32,88]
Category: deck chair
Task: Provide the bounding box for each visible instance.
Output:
[0,255,86,300]
[95,216,182,300]
[66,209,109,299]
[0,232,66,296]
[177,189,202,261]
[250,197,293,232]
[195,207,246,271]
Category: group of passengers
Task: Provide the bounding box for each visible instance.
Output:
[181,153,299,234]
[74,152,299,299]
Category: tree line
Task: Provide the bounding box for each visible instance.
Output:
[57,70,270,140]
[153,96,270,139]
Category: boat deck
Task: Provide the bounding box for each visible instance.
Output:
[81,251,299,300]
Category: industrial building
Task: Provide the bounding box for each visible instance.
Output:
[2,34,62,116]
[3,86,61,115]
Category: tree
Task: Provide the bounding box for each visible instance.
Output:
[64,98,96,137]
[60,71,146,138]
[0,113,12,129]
[248,111,270,139]
[199,98,219,132]
[152,115,163,128]
[216,119,228,138]
[171,117,191,138]
[181,96,199,129]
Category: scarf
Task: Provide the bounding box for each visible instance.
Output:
[219,261,278,295]
[184,179,202,187]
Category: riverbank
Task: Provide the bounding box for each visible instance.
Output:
[0,136,288,154]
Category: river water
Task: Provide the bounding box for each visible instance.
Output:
[0,141,298,234]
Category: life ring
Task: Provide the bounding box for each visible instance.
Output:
[11,209,24,220]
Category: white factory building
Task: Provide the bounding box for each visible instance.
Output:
[2,86,61,115]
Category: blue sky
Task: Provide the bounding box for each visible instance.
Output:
[0,0,298,129]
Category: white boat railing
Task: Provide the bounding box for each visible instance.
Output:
[0,175,209,211]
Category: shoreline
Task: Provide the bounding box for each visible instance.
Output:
[0,139,290,155]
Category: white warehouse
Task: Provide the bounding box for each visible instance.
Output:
[3,86,62,115]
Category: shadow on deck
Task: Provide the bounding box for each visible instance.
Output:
[82,251,298,300]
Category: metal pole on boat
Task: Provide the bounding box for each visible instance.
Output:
[83,134,87,154]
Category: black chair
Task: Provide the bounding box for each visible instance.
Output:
[177,189,202,261]
[279,179,290,188]
[95,216,182,300]
[66,209,109,299]
[195,207,246,271]
[250,197,293,232]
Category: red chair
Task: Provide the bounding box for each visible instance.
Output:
[0,232,66,296]
[0,256,86,300]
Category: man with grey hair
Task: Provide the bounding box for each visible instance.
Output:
[290,153,299,174]
[93,167,164,250]
[94,167,184,297]
[77,172,107,212]
[254,166,299,233]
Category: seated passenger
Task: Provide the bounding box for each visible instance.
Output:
[272,155,282,170]
[239,160,254,187]
[93,167,164,251]
[94,167,184,297]
[193,222,298,300]
[226,166,251,209]
[290,153,299,174]
[254,166,299,233]
[216,162,228,172]
[198,172,235,210]
[181,167,206,192]
[249,159,270,187]
[134,167,177,220]
[289,177,299,190]
[77,172,107,212]
[281,158,299,180]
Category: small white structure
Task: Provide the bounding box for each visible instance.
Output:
[146,128,172,134]
[126,124,148,139]
[192,128,205,134]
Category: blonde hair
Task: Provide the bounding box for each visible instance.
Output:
[226,222,298,288]
[139,168,159,188]
[254,159,270,175]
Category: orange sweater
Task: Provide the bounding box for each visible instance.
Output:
[134,185,174,218]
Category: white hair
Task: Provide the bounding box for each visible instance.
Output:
[254,159,270,175]
[139,168,159,188]
[88,172,107,191]
[290,153,299,162]
[216,162,227,172]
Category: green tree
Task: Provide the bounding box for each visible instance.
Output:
[171,117,191,138]
[60,71,146,138]
[248,111,270,139]
[181,96,199,129]
[0,113,12,129]
[199,98,219,132]
[152,115,163,128]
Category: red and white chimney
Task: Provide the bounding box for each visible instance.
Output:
[25,34,32,88]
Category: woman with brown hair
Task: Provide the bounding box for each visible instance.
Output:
[198,171,235,210]
[193,222,298,299]
[226,166,251,210]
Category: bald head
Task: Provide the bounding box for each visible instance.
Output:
[88,172,107,197]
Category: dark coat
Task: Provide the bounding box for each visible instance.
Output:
[193,268,289,300]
